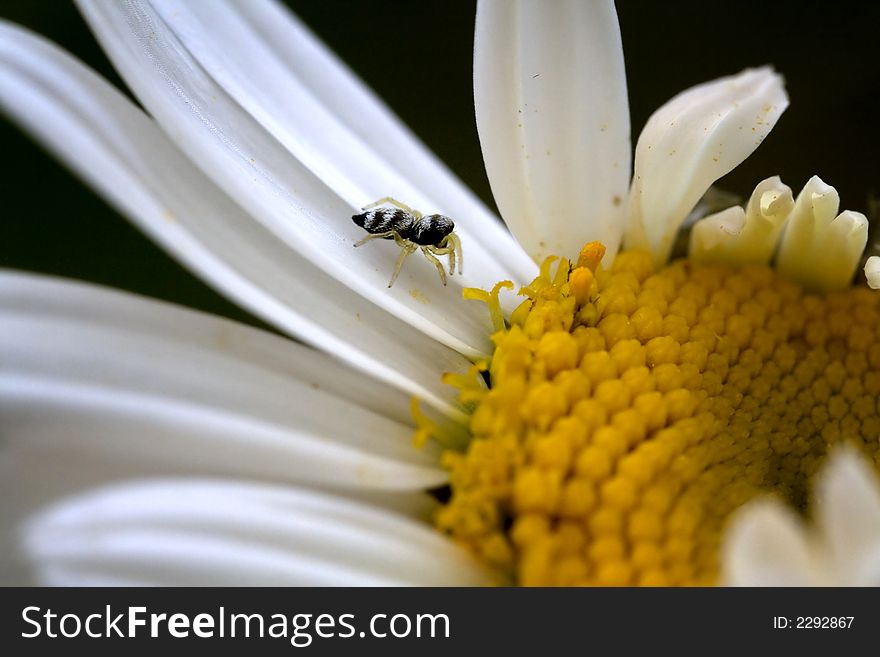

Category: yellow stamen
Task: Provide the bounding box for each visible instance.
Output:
[411,397,436,449]
[576,241,607,271]
[410,397,470,451]
[441,360,490,405]
[463,281,514,334]
[569,267,595,307]
[434,243,880,586]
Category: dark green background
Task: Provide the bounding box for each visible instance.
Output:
[2,0,878,330]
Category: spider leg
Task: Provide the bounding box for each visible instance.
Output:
[431,233,462,275]
[355,230,409,247]
[420,247,448,286]
[449,233,463,274]
[427,244,455,276]
[361,197,421,219]
[389,232,413,249]
[354,229,400,247]
[388,242,418,288]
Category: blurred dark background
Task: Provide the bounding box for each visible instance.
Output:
[2,0,878,328]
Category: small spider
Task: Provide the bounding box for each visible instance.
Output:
[352,197,463,288]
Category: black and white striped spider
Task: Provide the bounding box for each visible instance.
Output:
[352,197,463,288]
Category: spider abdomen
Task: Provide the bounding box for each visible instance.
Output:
[352,208,414,237]
[411,214,455,246]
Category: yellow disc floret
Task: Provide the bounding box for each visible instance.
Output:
[434,242,880,586]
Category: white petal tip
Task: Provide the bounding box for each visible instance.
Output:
[816,448,880,586]
[690,176,794,265]
[776,178,867,291]
[721,499,813,586]
[626,66,789,263]
[865,256,880,289]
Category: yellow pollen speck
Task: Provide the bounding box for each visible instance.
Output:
[409,288,429,304]
[431,244,880,586]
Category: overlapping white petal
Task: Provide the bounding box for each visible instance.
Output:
[0,22,475,419]
[0,272,448,496]
[0,271,456,581]
[474,0,631,264]
[723,450,880,586]
[75,0,521,353]
[147,0,536,286]
[626,67,788,264]
[776,176,868,291]
[19,480,490,586]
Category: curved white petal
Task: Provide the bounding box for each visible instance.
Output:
[689,206,747,259]
[0,272,449,579]
[0,269,451,430]
[0,22,471,419]
[690,176,794,265]
[626,67,788,264]
[474,0,631,264]
[0,272,449,498]
[147,0,536,287]
[722,500,817,586]
[866,256,880,289]
[75,0,513,354]
[815,449,880,586]
[776,176,868,291]
[17,480,490,586]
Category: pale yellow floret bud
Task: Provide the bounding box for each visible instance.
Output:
[536,331,579,378]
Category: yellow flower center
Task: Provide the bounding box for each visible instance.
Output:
[433,243,880,586]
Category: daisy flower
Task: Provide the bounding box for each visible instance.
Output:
[1,0,878,586]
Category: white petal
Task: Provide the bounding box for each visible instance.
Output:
[721,500,818,586]
[689,206,747,255]
[0,22,470,419]
[815,449,880,586]
[474,0,631,264]
[75,0,514,353]
[18,480,489,586]
[0,272,449,499]
[690,176,794,265]
[148,0,536,286]
[0,269,451,429]
[866,256,880,290]
[776,176,868,291]
[626,67,788,264]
